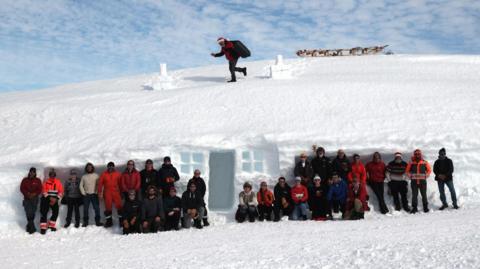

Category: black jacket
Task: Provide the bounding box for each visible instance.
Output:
[308,184,329,211]
[294,161,313,179]
[187,177,206,199]
[163,195,181,213]
[332,156,351,180]
[274,183,292,205]
[311,156,332,181]
[433,157,454,181]
[123,199,142,220]
[157,164,180,193]
[141,196,165,220]
[140,169,159,194]
[181,190,204,212]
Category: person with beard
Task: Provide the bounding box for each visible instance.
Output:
[273,176,292,222]
[157,156,180,196]
[122,190,141,235]
[332,149,350,181]
[406,149,432,213]
[140,159,159,200]
[311,146,332,183]
[141,185,164,233]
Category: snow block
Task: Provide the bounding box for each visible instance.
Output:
[269,55,293,79]
[143,63,175,90]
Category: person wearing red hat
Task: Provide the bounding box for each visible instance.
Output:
[211,37,247,82]
[406,149,432,213]
[386,152,410,212]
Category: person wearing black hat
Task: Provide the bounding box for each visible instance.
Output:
[20,167,43,234]
[64,169,82,228]
[157,156,180,195]
[140,159,159,200]
[434,148,458,210]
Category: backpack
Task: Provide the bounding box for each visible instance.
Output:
[231,40,251,58]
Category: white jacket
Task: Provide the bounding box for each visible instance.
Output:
[80,173,99,195]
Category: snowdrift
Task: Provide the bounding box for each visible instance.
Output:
[1,55,480,233]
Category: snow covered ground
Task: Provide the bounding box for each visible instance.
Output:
[1,54,480,268]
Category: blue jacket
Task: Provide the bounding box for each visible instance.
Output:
[327,180,347,203]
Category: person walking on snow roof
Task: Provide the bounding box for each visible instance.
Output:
[211,37,247,83]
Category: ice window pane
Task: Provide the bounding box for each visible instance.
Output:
[253,150,264,161]
[192,153,204,164]
[254,161,264,173]
[181,164,191,174]
[242,162,252,172]
[242,151,250,161]
[180,152,190,163]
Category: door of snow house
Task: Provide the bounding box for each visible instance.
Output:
[208,151,235,210]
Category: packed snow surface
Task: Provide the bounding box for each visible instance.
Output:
[1,55,480,268]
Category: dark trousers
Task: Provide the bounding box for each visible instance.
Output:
[370,182,389,213]
[23,197,38,223]
[66,197,82,224]
[229,58,243,81]
[389,181,409,210]
[164,211,180,231]
[123,217,140,235]
[311,199,329,219]
[438,180,457,206]
[235,205,257,223]
[411,180,428,210]
[257,204,273,221]
[83,194,101,223]
[142,218,162,233]
[273,201,292,220]
[330,200,345,214]
[40,197,59,225]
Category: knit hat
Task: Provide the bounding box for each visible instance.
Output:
[243,182,252,188]
[217,37,226,43]
[29,167,36,173]
[164,156,171,163]
[313,175,321,181]
[394,152,402,158]
[353,153,360,159]
[107,162,115,168]
[439,148,446,155]
[294,176,302,181]
[146,159,153,165]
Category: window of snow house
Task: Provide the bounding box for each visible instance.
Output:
[241,150,264,173]
[180,152,204,175]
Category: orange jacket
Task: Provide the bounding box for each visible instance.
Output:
[348,162,367,184]
[42,177,64,198]
[406,158,431,182]
[257,189,274,206]
[98,170,122,195]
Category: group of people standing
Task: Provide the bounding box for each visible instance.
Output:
[235,147,459,223]
[19,157,209,235]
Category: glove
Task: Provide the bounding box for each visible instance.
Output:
[210,53,215,57]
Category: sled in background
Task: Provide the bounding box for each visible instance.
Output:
[296,45,389,57]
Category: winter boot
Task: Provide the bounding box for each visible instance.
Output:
[410,207,418,214]
[48,221,57,232]
[423,207,430,213]
[64,222,71,228]
[74,221,80,228]
[453,204,459,209]
[104,218,113,228]
[26,220,36,234]
[96,220,104,227]
[194,219,203,229]
[203,218,210,227]
[439,204,448,210]
[242,68,247,76]
[227,79,237,83]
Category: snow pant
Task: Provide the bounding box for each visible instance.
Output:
[388,181,409,210]
[311,199,329,220]
[23,197,39,233]
[235,205,258,223]
[40,197,59,230]
[66,197,82,224]
[229,58,243,81]
[329,200,346,215]
[123,217,140,235]
[183,207,205,228]
[346,199,365,220]
[411,180,428,210]
[291,202,308,221]
[104,191,122,212]
[273,200,292,220]
[257,204,273,221]
[437,180,457,206]
[142,217,163,233]
[83,194,101,223]
[164,211,180,231]
[369,182,389,214]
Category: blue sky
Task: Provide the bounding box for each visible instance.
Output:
[1,0,479,92]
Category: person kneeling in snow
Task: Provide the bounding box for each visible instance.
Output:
[181,183,205,229]
[273,176,292,222]
[345,177,367,220]
[141,186,165,233]
[257,181,274,221]
[122,190,141,235]
[327,172,347,219]
[308,175,329,221]
[211,37,247,83]
[164,187,181,231]
[290,177,309,221]
[40,169,64,234]
[236,182,258,223]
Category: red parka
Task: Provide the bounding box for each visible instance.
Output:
[348,162,367,185]
[365,161,386,183]
[98,170,122,195]
[346,183,368,211]
[257,189,274,206]
[291,184,309,203]
[20,177,42,199]
[42,178,64,198]
[120,169,141,193]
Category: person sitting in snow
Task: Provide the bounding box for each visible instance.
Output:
[327,172,347,219]
[345,177,367,220]
[294,152,314,187]
[290,177,309,221]
[164,187,182,231]
[273,176,292,222]
[187,169,209,226]
[63,169,82,228]
[406,149,432,213]
[236,182,258,223]
[141,185,165,233]
[211,37,247,83]
[308,175,329,220]
[20,167,43,234]
[157,156,180,196]
[181,182,205,229]
[40,169,64,234]
[386,152,410,212]
[257,181,274,221]
[122,190,141,235]
[434,148,458,210]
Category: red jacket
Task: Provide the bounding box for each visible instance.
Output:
[348,162,367,184]
[42,178,64,198]
[120,169,141,193]
[291,184,309,203]
[346,183,368,211]
[20,177,42,199]
[365,161,386,183]
[98,170,122,195]
[221,41,236,61]
[257,189,274,206]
